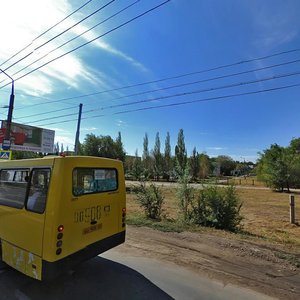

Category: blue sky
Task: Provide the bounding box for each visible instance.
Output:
[0,0,300,162]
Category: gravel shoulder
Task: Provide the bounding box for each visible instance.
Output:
[119,225,300,300]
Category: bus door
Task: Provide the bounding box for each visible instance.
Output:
[0,168,51,279]
[71,167,120,249]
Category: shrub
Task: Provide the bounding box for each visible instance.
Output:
[134,182,164,220]
[176,169,194,221]
[176,178,243,232]
[190,185,243,232]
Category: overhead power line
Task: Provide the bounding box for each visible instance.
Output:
[65,47,299,93]
[0,0,115,80]
[0,0,171,90]
[5,0,141,82]
[35,82,300,127]
[0,0,94,69]
[12,47,300,111]
[46,47,299,98]
[16,57,300,119]
[24,70,300,124]
[112,84,300,116]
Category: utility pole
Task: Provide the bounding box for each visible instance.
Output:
[0,69,14,150]
[74,103,83,155]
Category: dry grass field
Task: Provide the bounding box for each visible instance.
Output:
[126,184,300,251]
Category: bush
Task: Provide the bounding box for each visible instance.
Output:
[134,182,164,220]
[176,170,194,221]
[190,185,243,232]
[176,179,243,232]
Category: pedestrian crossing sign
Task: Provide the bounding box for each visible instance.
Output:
[0,150,12,160]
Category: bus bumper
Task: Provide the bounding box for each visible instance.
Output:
[42,230,125,280]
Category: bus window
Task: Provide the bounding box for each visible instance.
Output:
[73,168,118,196]
[26,169,51,214]
[14,170,29,182]
[0,169,29,208]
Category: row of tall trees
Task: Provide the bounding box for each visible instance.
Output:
[12,129,250,183]
[125,129,246,181]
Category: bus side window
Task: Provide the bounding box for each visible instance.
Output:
[0,169,29,208]
[26,169,51,214]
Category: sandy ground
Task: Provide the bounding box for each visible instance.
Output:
[119,225,300,300]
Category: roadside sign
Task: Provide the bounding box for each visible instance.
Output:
[0,150,12,160]
[1,121,55,153]
[2,139,11,150]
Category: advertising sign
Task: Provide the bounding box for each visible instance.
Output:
[0,121,55,153]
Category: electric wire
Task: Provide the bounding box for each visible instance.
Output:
[0,0,115,81]
[0,0,171,90]
[15,58,300,120]
[15,58,300,121]
[5,0,141,82]
[11,47,300,111]
[0,0,94,69]
[35,82,300,127]
[23,70,300,124]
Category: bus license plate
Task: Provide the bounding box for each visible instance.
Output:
[83,223,102,235]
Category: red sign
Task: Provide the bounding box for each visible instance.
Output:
[0,128,26,145]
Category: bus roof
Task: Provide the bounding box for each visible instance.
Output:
[0,156,122,167]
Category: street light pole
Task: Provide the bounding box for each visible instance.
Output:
[0,69,15,150]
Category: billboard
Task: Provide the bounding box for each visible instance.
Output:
[0,121,55,153]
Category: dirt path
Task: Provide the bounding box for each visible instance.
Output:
[118,225,300,300]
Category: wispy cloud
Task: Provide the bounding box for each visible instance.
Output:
[250,2,300,50]
[115,119,127,127]
[81,127,98,131]
[0,0,149,98]
[207,147,226,151]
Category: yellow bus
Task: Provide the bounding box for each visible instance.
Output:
[0,155,126,280]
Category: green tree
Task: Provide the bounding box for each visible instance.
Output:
[115,132,126,162]
[216,155,236,176]
[142,133,152,178]
[11,151,40,160]
[257,143,300,192]
[124,155,135,177]
[175,129,187,178]
[81,133,125,160]
[132,149,142,180]
[199,153,211,179]
[152,132,162,180]
[163,132,172,181]
[189,147,199,182]
[290,138,300,154]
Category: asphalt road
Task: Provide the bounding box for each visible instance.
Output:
[0,249,275,300]
[103,248,275,300]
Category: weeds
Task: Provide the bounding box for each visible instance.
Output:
[133,182,165,220]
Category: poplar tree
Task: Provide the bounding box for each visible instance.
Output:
[115,132,126,161]
[142,133,151,178]
[132,149,142,180]
[153,132,162,180]
[175,129,187,177]
[163,132,172,181]
[189,147,199,181]
[199,153,210,179]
